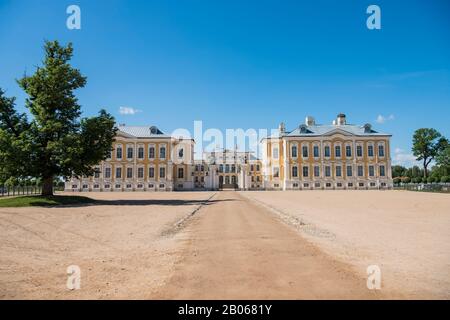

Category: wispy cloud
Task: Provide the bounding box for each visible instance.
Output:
[365,69,448,89]
[375,114,395,124]
[393,148,419,167]
[119,106,142,115]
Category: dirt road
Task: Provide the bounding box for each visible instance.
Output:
[152,192,387,299]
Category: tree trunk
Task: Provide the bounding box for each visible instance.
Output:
[41,176,54,196]
[424,159,428,178]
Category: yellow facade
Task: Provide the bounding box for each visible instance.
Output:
[262,114,393,190]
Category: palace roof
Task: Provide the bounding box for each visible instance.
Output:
[117,125,170,138]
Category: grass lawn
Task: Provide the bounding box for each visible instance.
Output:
[0,195,96,207]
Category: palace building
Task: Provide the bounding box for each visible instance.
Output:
[65,114,393,192]
[262,114,393,190]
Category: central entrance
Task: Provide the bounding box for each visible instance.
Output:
[219,175,237,190]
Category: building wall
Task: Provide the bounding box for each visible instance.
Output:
[263,134,392,190]
[66,118,392,192]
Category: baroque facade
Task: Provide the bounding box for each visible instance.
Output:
[66,114,393,192]
[262,114,393,190]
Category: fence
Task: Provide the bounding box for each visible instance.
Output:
[0,185,42,197]
[394,183,450,193]
[0,183,66,197]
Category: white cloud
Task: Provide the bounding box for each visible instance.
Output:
[392,148,418,167]
[119,106,142,115]
[376,114,395,124]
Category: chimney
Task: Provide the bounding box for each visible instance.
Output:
[278,122,286,135]
[305,116,315,126]
[336,113,346,126]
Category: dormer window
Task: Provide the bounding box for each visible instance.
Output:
[363,124,372,133]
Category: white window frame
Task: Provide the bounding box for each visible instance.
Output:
[126,144,134,160]
[148,144,156,160]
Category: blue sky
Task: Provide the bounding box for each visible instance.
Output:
[1,0,449,165]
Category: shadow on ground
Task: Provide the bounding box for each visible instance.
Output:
[40,198,238,208]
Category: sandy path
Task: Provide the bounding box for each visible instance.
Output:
[0,192,215,299]
[240,190,450,299]
[151,192,386,299]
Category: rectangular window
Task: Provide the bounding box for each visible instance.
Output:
[347,166,353,177]
[380,165,386,177]
[369,165,375,177]
[378,145,385,157]
[273,147,279,159]
[149,146,155,159]
[127,147,133,159]
[138,147,144,159]
[302,166,309,177]
[256,165,260,171]
[231,165,236,173]
[159,167,166,179]
[105,167,111,179]
[302,146,308,158]
[137,167,144,179]
[325,166,331,177]
[149,167,155,178]
[314,166,320,177]
[273,167,279,178]
[335,146,341,158]
[116,147,122,159]
[250,164,254,171]
[160,146,166,159]
[178,168,184,179]
[324,146,331,157]
[336,166,342,177]
[94,170,100,178]
[357,145,363,157]
[313,146,319,158]
[291,145,297,158]
[346,145,352,158]
[368,145,374,157]
[358,165,364,177]
[292,166,298,178]
[116,167,122,179]
[127,167,133,179]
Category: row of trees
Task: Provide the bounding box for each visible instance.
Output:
[0,41,117,195]
[393,128,450,184]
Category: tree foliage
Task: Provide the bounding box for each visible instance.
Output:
[0,41,117,195]
[412,128,447,178]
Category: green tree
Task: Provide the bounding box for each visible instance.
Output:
[436,146,450,168]
[412,128,447,178]
[0,41,117,195]
[392,165,407,178]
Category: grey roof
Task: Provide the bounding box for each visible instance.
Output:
[264,124,391,140]
[117,125,170,138]
[287,124,390,137]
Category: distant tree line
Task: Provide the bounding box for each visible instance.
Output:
[393,128,449,184]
